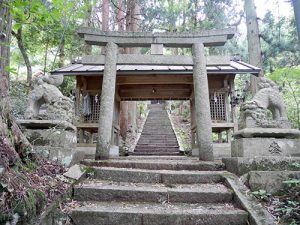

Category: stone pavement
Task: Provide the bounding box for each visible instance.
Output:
[70,156,250,225]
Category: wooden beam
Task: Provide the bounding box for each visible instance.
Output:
[82,54,231,66]
[116,75,193,85]
[120,90,191,100]
[77,27,236,47]
[119,84,191,90]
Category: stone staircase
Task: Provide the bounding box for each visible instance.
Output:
[132,104,180,156]
[70,157,249,225]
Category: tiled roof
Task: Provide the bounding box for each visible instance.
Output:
[51,60,260,76]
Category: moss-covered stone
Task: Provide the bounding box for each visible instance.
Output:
[10,188,47,224]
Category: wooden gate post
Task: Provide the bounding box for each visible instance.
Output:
[95,42,118,159]
[192,43,214,161]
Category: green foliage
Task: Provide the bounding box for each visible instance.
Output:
[82,166,96,178]
[283,179,300,188]
[59,76,75,97]
[268,67,300,129]
[252,189,268,200]
[261,12,300,73]
[11,188,47,223]
[9,80,29,118]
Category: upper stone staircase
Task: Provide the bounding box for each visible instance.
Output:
[132,104,180,156]
[70,157,249,225]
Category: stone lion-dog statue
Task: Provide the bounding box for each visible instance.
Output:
[240,77,290,129]
[24,73,73,123]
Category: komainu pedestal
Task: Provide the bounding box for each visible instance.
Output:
[19,74,77,166]
[231,78,300,157]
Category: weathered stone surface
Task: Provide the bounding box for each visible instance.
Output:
[234,128,300,138]
[94,167,225,184]
[192,143,231,159]
[231,137,300,157]
[74,181,232,203]
[22,127,77,166]
[71,202,248,225]
[24,75,74,123]
[77,27,236,47]
[248,171,300,194]
[17,119,76,131]
[239,77,290,129]
[0,165,5,176]
[224,174,276,225]
[192,43,214,161]
[81,159,224,171]
[23,129,77,148]
[223,157,300,176]
[64,164,86,180]
[96,42,118,160]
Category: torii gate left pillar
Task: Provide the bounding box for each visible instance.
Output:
[95,42,118,159]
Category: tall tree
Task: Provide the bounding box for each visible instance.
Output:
[0,0,32,167]
[244,0,264,94]
[117,0,129,140]
[126,0,140,134]
[11,27,33,86]
[292,0,300,43]
[0,0,11,101]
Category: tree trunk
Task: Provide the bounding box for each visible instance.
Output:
[125,0,140,134]
[0,1,32,167]
[83,0,93,55]
[102,0,109,31]
[12,27,33,87]
[117,0,129,140]
[120,101,128,139]
[244,0,263,94]
[0,0,12,100]
[58,37,65,67]
[101,0,109,54]
[292,0,300,43]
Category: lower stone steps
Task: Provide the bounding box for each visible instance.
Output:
[74,180,233,203]
[72,158,249,225]
[81,159,225,171]
[92,167,226,184]
[71,201,248,225]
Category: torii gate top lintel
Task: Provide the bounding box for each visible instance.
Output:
[77,27,236,47]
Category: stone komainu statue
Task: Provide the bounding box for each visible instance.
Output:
[25,74,74,123]
[239,77,290,129]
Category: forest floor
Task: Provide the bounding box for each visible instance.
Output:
[253,183,300,224]
[0,156,71,224]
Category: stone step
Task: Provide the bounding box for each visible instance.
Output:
[135,146,179,150]
[74,180,233,203]
[133,150,179,154]
[134,150,179,153]
[138,136,177,140]
[71,201,248,225]
[130,152,180,156]
[142,132,176,135]
[93,167,226,184]
[142,128,174,132]
[136,142,179,146]
[81,159,225,171]
[143,127,172,130]
[137,139,178,143]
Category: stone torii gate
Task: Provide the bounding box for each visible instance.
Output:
[77,27,236,161]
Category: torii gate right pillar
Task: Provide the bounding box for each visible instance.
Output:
[192,43,214,161]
